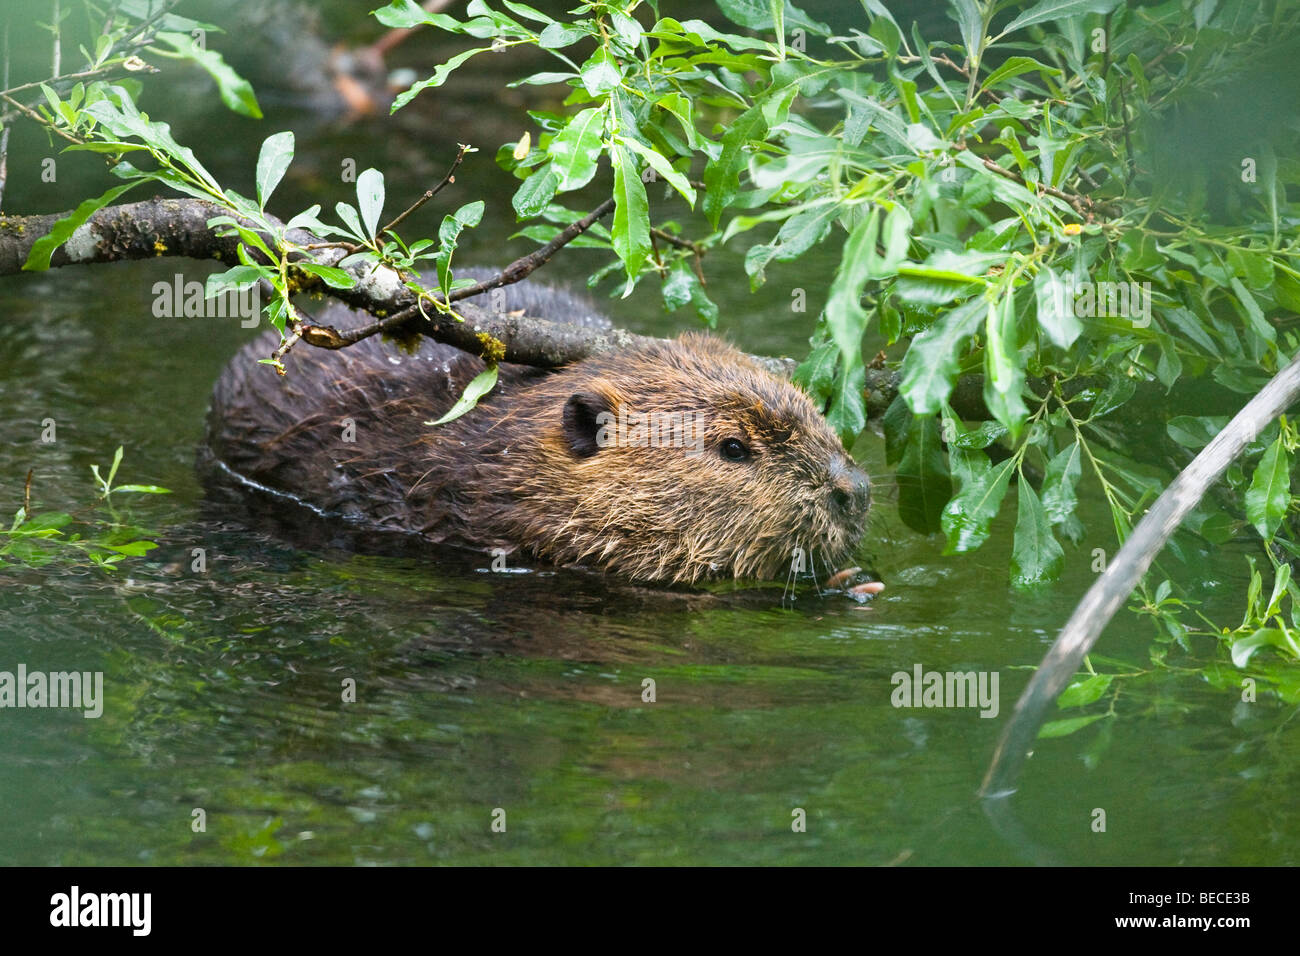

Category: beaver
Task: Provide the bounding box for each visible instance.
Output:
[204,271,872,585]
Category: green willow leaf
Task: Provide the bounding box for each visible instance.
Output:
[610,144,651,283]
[426,365,499,426]
[979,56,1061,93]
[296,263,356,289]
[255,131,294,210]
[1038,713,1109,739]
[1011,481,1065,588]
[84,96,220,191]
[864,0,902,54]
[284,204,330,234]
[579,47,623,96]
[1034,265,1082,349]
[617,136,697,207]
[1245,436,1291,540]
[825,211,879,372]
[538,22,589,48]
[14,512,73,532]
[983,289,1029,436]
[206,265,269,300]
[1002,0,1121,35]
[744,203,837,289]
[1264,563,1291,620]
[156,31,262,118]
[1088,376,1137,420]
[942,448,1015,554]
[874,204,912,279]
[836,89,911,151]
[794,335,838,403]
[1230,627,1300,668]
[1229,276,1276,345]
[945,414,1008,450]
[436,201,485,295]
[715,0,830,34]
[1057,674,1114,709]
[654,93,713,152]
[22,182,141,271]
[827,360,866,445]
[1041,441,1083,525]
[608,10,643,47]
[662,260,719,325]
[374,0,443,29]
[508,71,577,87]
[513,167,559,218]
[392,46,494,111]
[356,168,386,240]
[334,202,366,241]
[549,107,606,191]
[503,1,554,25]
[896,412,952,534]
[1119,229,1162,270]
[1170,416,1227,450]
[105,540,158,556]
[899,296,985,415]
[703,105,768,228]
[948,0,982,62]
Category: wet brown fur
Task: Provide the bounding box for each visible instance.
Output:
[206,317,870,584]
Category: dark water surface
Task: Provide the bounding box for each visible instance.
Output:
[0,1,1296,866]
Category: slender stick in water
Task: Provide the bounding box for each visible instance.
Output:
[980,350,1300,798]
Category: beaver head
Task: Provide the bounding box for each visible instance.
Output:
[463,332,871,584]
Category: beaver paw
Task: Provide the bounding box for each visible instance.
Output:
[823,566,885,603]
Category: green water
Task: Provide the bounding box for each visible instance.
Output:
[0,1,1297,866]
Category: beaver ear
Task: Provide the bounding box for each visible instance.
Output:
[563,391,611,458]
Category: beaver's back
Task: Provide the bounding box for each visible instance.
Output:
[205,272,605,531]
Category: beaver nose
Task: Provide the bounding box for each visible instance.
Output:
[829,458,871,515]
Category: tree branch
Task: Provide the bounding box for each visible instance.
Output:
[968,150,1119,219]
[0,197,797,379]
[379,142,469,238]
[0,198,1183,424]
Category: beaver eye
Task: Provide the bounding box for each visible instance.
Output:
[720,438,751,462]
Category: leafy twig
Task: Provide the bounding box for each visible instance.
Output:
[306,197,618,350]
[380,142,471,238]
[966,148,1117,218]
[1,91,83,146]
